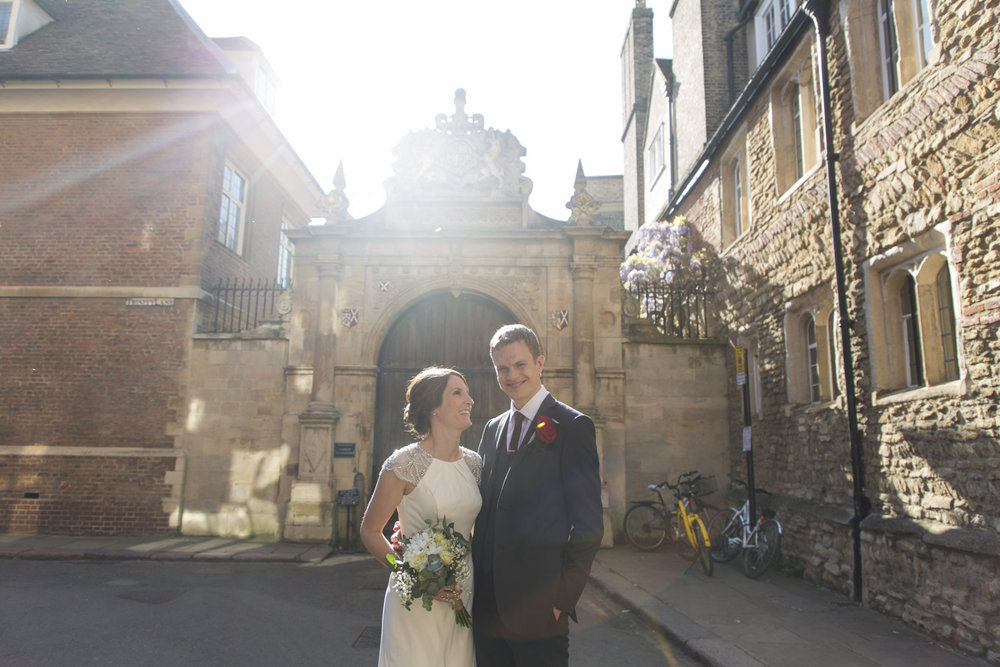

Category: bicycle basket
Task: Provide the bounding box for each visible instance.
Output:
[693,475,717,497]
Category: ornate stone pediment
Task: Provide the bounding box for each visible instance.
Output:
[384,89,533,202]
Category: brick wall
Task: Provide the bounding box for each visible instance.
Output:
[0,299,191,448]
[197,124,312,296]
[0,114,213,286]
[0,453,180,536]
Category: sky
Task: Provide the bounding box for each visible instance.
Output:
[178,1,672,220]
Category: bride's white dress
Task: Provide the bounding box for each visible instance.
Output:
[378,443,483,667]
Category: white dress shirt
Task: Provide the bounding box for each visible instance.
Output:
[506,385,550,452]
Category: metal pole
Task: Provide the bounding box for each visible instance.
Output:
[803,0,871,602]
[735,345,757,527]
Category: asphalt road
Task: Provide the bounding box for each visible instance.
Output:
[0,556,692,666]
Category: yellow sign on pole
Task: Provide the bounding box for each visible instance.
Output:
[735,345,746,373]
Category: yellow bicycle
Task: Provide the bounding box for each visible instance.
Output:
[664,471,714,576]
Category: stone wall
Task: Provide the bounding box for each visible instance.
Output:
[177,333,294,539]
[620,332,731,536]
[667,0,1000,658]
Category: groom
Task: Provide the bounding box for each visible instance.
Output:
[472,324,603,667]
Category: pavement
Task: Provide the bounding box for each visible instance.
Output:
[0,533,990,666]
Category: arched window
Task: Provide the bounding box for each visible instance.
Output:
[900,274,924,387]
[936,265,959,382]
[879,0,900,97]
[805,314,821,403]
[791,90,804,181]
[827,309,841,398]
[915,0,935,67]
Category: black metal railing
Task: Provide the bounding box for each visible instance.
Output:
[630,279,714,338]
[204,278,285,334]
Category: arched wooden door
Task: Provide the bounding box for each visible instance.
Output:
[373,292,515,481]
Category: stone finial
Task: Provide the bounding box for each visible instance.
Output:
[320,161,352,224]
[566,160,600,226]
[435,88,485,135]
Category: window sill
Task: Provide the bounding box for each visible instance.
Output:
[776,163,823,204]
[781,393,845,416]
[872,378,966,406]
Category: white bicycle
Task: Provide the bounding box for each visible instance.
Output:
[707,478,782,578]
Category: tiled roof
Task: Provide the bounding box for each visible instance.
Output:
[0,0,231,77]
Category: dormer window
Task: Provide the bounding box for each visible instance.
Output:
[754,0,799,66]
[1,2,15,47]
[0,0,53,50]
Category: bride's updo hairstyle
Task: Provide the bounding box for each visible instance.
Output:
[403,367,468,437]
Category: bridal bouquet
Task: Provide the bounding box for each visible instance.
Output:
[386,517,473,628]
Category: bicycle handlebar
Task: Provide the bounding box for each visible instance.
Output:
[662,471,703,500]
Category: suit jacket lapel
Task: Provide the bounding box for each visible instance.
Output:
[485,413,513,495]
[509,394,557,469]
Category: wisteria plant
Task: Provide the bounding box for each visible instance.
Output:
[620,216,710,291]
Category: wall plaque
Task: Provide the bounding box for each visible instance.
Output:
[334,442,356,458]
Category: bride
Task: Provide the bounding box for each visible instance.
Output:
[361,367,483,667]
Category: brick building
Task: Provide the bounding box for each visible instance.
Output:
[2,1,733,545]
[622,0,999,658]
[0,0,322,535]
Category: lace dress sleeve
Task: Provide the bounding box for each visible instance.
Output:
[382,444,432,487]
[462,448,483,485]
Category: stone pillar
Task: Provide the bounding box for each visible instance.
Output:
[568,232,613,546]
[285,263,341,543]
[570,258,597,409]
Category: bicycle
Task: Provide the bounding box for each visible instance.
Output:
[707,478,783,578]
[623,471,718,550]
[624,470,715,575]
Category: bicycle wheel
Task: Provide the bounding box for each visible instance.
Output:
[708,508,743,563]
[670,513,696,560]
[743,518,782,578]
[624,504,668,550]
[692,516,714,576]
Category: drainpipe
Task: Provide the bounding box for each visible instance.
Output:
[803,0,871,603]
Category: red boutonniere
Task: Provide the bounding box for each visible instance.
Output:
[525,416,559,450]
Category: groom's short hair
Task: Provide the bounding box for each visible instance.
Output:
[490,324,542,360]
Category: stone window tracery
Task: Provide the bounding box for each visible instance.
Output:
[863,226,963,398]
[806,314,821,403]
[844,0,938,123]
[827,309,841,399]
[769,39,820,195]
[721,133,750,248]
[784,288,838,405]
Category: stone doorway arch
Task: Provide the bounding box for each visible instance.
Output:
[372,291,516,481]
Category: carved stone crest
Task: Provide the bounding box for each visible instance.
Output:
[552,309,570,330]
[340,308,359,328]
[385,89,533,202]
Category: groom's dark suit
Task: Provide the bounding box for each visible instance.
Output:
[472,392,603,653]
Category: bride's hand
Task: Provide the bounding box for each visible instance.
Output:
[389,520,405,555]
[433,585,461,605]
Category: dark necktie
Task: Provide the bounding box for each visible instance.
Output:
[508,411,526,455]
